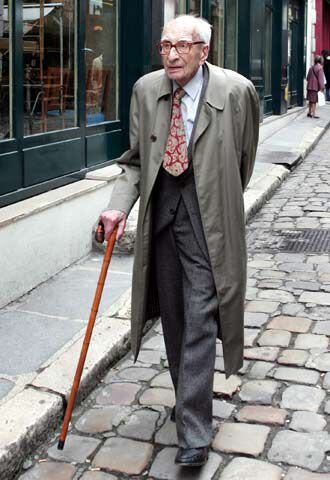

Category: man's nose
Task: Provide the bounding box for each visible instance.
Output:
[168,46,179,60]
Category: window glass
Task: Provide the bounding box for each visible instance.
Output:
[188,0,201,15]
[225,0,237,70]
[23,1,76,136]
[0,0,11,140]
[210,0,225,67]
[264,5,272,96]
[85,0,119,125]
[250,0,263,79]
[164,0,186,23]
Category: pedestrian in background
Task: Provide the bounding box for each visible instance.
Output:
[99,15,259,467]
[321,49,330,101]
[306,55,325,118]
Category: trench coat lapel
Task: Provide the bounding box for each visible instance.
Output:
[192,103,212,154]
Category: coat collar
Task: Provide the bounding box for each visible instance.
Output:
[156,61,227,111]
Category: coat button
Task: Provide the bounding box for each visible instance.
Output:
[150,134,157,142]
[169,208,175,215]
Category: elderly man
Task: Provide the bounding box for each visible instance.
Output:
[100,15,259,466]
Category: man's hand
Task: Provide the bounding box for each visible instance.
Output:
[100,210,127,241]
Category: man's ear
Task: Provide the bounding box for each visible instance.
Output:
[200,44,209,64]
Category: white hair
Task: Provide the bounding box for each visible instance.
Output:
[162,15,212,46]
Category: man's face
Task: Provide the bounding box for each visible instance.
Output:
[161,22,209,87]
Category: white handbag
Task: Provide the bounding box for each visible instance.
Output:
[318,91,326,107]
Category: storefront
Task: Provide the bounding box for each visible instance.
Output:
[0,0,149,207]
[0,0,307,207]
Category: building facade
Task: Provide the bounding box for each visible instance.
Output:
[314,0,330,54]
[0,0,308,207]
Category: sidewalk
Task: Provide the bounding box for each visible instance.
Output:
[1,104,330,479]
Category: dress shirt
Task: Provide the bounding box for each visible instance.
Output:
[173,65,204,145]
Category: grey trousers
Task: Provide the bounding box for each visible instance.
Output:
[154,195,219,449]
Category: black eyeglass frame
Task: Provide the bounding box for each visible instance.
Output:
[156,40,205,55]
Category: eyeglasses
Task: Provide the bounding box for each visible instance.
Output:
[157,40,205,56]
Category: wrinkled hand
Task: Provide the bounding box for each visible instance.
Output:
[100,210,127,241]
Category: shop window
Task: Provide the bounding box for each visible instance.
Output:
[23,1,76,136]
[164,0,186,23]
[188,0,202,16]
[210,0,225,67]
[85,0,119,125]
[250,0,263,80]
[0,0,11,140]
[225,0,237,70]
[264,3,273,96]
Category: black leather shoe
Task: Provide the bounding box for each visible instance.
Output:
[170,406,176,422]
[175,447,209,467]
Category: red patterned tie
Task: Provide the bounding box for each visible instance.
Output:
[163,87,188,176]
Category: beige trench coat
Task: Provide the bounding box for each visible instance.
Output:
[109,62,260,378]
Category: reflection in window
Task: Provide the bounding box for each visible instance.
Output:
[210,0,224,67]
[164,0,186,23]
[0,0,11,140]
[188,0,201,16]
[225,0,237,70]
[86,0,119,125]
[23,1,76,136]
[264,5,272,96]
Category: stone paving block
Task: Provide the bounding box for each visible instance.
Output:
[306,351,330,372]
[219,457,283,480]
[258,289,295,302]
[323,372,330,389]
[235,405,288,425]
[19,462,76,480]
[95,382,141,405]
[149,448,223,479]
[245,301,280,313]
[272,366,320,385]
[295,334,328,350]
[267,315,312,333]
[290,411,326,432]
[286,281,320,292]
[142,335,166,351]
[213,374,241,397]
[281,385,326,412]
[324,400,330,414]
[117,408,159,441]
[258,329,291,347]
[282,303,306,316]
[244,347,280,362]
[244,328,259,347]
[268,430,329,470]
[139,387,175,407]
[92,437,153,475]
[248,260,275,268]
[80,472,117,480]
[248,361,274,379]
[213,423,270,456]
[244,312,268,327]
[151,371,173,389]
[299,292,330,306]
[137,349,164,364]
[118,367,158,382]
[278,349,309,367]
[155,418,178,445]
[75,406,120,434]
[279,263,314,273]
[212,399,235,419]
[239,380,279,404]
[0,311,84,375]
[285,467,330,480]
[215,357,249,374]
[48,435,101,463]
[313,321,330,336]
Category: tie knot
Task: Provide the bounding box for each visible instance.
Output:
[174,87,185,101]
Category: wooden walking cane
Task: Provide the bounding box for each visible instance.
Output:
[58,222,117,450]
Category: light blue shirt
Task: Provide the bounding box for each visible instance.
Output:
[173,65,204,145]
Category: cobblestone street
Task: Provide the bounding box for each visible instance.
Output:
[18,129,330,480]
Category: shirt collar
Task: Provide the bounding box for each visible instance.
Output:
[173,65,204,101]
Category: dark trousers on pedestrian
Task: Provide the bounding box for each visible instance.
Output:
[153,168,219,449]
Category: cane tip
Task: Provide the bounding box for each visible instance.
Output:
[57,440,65,450]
